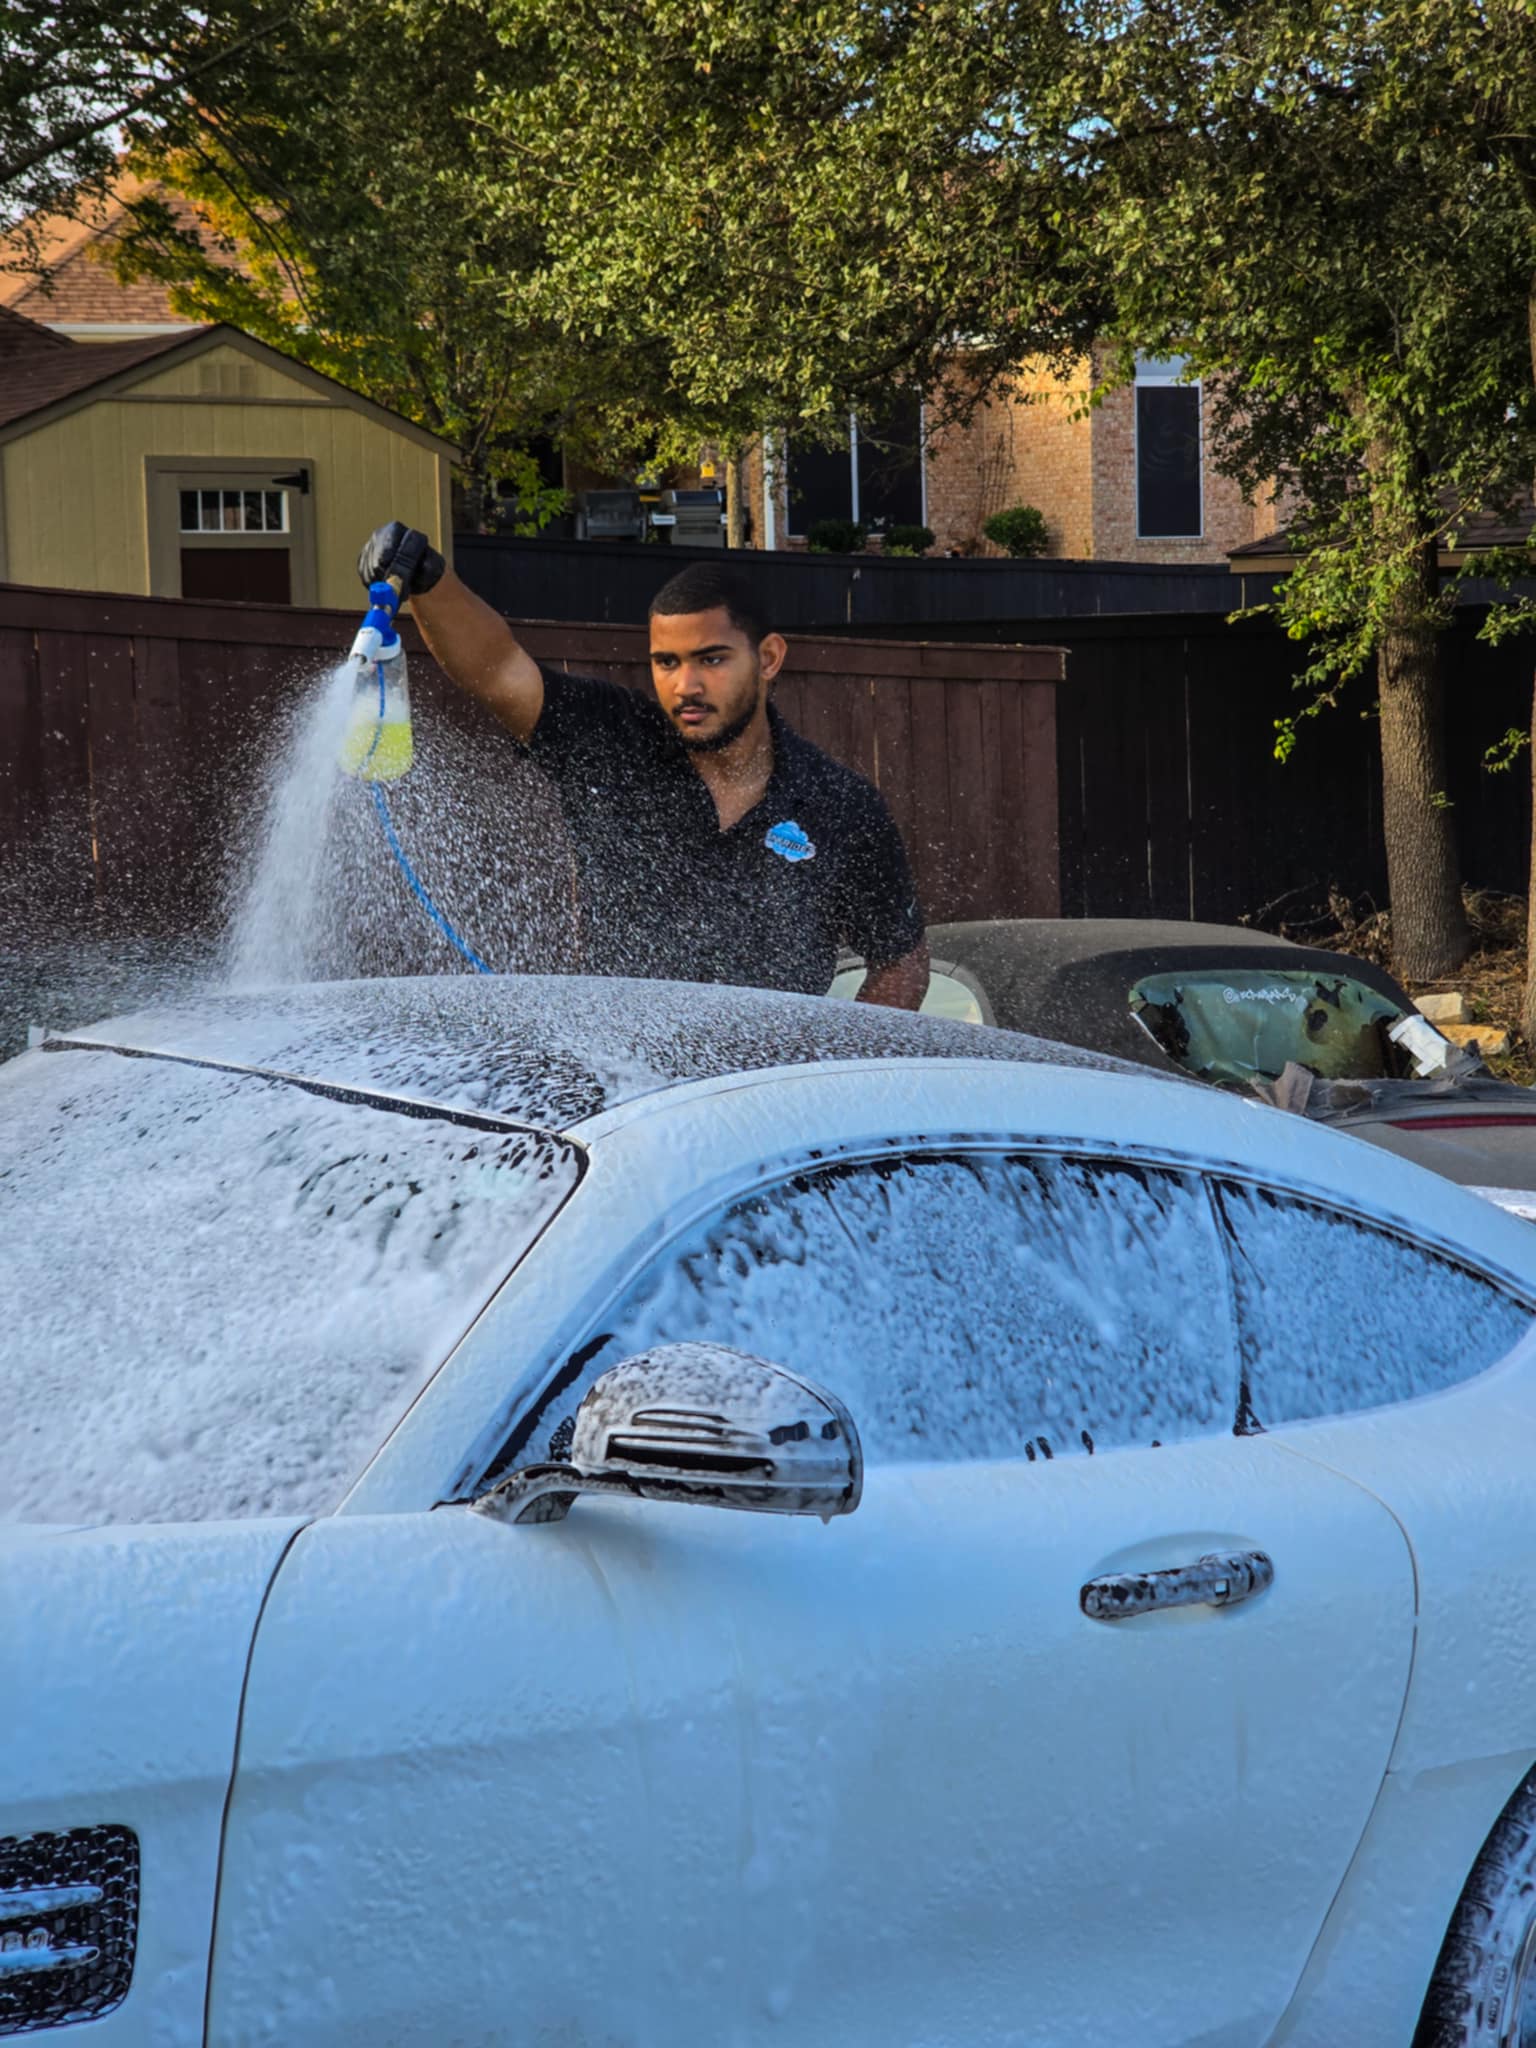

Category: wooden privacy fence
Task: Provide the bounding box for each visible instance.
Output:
[0,584,1065,949]
[839,608,1535,925]
[1047,612,1535,922]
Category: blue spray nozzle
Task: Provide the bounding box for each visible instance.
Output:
[359,579,401,650]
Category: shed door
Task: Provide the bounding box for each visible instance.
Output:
[146,463,316,604]
[179,545,292,603]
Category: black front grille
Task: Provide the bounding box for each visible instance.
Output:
[0,1827,138,2036]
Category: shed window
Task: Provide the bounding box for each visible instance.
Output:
[179,488,288,535]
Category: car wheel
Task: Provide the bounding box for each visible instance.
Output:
[1416,1770,1536,2046]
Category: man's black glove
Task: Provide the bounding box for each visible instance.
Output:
[357,521,446,597]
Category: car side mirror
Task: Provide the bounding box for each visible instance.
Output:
[473,1342,863,1527]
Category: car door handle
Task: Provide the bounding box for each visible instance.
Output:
[1080,1549,1274,1622]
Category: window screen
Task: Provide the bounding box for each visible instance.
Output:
[523,1152,1241,1467]
[1214,1180,1533,1427]
[1136,384,1201,537]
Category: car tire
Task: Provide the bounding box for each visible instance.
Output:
[1415,1769,1536,2047]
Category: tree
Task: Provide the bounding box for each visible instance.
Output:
[1067,0,1536,978]
[111,0,786,526]
[471,0,1536,980]
[464,0,1094,448]
[1347,0,1536,1022]
[106,0,594,528]
[0,0,294,253]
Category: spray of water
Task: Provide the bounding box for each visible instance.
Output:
[225,663,355,985]
[221,659,577,990]
[3,653,580,1059]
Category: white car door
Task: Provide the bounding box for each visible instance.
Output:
[209,1117,1416,2048]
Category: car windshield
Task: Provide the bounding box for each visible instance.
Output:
[0,1048,582,1526]
[1129,966,1414,1087]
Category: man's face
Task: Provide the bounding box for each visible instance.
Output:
[649,607,787,753]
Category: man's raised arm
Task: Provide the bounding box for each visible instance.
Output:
[359,522,544,743]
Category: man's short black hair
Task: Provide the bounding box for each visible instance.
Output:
[649,563,773,646]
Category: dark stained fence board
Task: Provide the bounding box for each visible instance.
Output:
[977,679,1007,918]
[1142,640,1193,921]
[845,676,879,787]
[32,629,95,914]
[943,679,990,921]
[1016,682,1061,918]
[871,675,918,871]
[0,627,39,848]
[908,679,955,921]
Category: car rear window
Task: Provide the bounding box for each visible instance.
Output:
[0,1048,581,1526]
[1130,967,1411,1086]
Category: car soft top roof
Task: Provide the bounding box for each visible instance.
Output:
[47,972,1163,1134]
[927,919,1413,1073]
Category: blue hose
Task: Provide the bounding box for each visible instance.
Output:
[360,658,495,975]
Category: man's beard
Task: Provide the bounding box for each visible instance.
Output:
[673,692,760,753]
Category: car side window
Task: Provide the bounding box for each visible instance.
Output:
[1212,1179,1534,1427]
[520,1151,1241,1468]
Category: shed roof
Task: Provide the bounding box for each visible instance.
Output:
[0,317,459,457]
[0,318,191,429]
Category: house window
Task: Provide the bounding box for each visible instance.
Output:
[179,488,289,535]
[1134,355,1202,539]
[787,394,925,536]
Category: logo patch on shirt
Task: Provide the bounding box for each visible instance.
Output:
[764,819,816,863]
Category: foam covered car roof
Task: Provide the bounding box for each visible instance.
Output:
[50,972,1162,1133]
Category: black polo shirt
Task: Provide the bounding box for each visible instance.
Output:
[520,665,924,992]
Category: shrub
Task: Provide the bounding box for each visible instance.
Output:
[982,505,1050,557]
[807,517,867,553]
[882,523,936,557]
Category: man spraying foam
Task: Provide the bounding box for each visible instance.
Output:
[357,524,930,1007]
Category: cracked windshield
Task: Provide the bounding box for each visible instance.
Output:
[1130,968,1414,1088]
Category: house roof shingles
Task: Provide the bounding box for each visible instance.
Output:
[0,176,202,329]
[0,320,204,432]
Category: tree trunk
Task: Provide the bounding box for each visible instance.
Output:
[459,450,491,536]
[724,446,747,549]
[1377,539,1469,981]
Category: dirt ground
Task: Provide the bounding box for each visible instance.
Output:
[1262,887,1536,1086]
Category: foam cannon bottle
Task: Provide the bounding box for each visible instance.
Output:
[338,575,415,781]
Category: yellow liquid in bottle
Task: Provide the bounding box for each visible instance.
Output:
[339,658,415,782]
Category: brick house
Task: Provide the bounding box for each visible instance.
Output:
[0,177,202,343]
[748,348,1283,564]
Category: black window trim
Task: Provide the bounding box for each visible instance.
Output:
[1133,362,1204,541]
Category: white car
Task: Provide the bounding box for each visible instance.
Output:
[5,974,1536,2048]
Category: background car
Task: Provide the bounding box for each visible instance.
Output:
[835,916,1536,1202]
[6,974,1536,2047]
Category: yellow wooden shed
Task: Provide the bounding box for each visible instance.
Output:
[0,311,456,607]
